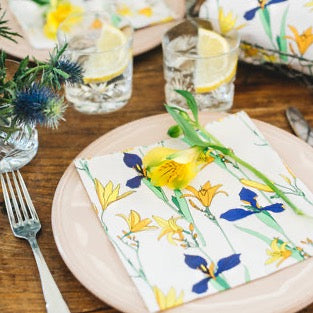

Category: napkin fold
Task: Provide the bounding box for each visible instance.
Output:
[75,112,313,312]
[9,0,175,50]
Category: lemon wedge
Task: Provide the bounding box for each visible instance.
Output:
[83,24,130,84]
[194,28,237,93]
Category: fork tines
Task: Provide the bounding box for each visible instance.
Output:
[1,170,39,227]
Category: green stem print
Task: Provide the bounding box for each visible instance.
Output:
[117,235,151,285]
[236,225,307,265]
[181,182,251,282]
[237,114,268,147]
[79,160,192,308]
[172,189,206,246]
[276,6,289,62]
[273,175,313,207]
[258,7,276,49]
[212,154,299,249]
[77,160,154,287]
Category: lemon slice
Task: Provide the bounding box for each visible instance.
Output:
[195,28,237,93]
[83,24,130,84]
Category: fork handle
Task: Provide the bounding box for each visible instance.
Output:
[28,237,71,313]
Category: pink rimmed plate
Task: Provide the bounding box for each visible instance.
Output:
[1,0,185,60]
[52,112,313,313]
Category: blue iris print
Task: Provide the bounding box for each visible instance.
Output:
[185,254,241,294]
[220,187,284,222]
[244,0,287,21]
[123,152,146,188]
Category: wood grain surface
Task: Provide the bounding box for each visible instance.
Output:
[0,45,313,313]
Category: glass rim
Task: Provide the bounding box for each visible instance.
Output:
[57,10,134,55]
[162,18,241,60]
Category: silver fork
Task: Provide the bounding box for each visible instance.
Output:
[1,170,71,313]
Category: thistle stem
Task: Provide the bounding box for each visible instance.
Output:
[19,64,47,80]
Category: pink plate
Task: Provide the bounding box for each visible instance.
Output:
[1,0,185,60]
[52,112,313,313]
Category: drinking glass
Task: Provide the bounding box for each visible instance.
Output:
[58,11,133,114]
[162,18,240,111]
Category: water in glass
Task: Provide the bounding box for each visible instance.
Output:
[162,19,240,111]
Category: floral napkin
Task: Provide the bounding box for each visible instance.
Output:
[8,0,175,49]
[75,112,313,312]
[199,0,313,76]
[115,0,175,29]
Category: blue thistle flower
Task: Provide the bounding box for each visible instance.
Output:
[13,84,66,128]
[55,59,83,84]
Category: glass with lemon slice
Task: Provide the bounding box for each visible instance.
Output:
[58,11,133,114]
[162,18,240,111]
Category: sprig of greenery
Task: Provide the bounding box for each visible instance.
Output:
[166,90,305,216]
[30,0,50,5]
[0,44,82,134]
[0,8,21,43]
[0,5,84,138]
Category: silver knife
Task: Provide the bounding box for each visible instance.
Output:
[286,107,313,147]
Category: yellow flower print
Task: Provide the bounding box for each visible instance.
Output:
[240,179,273,192]
[138,7,153,17]
[117,4,132,16]
[182,181,228,207]
[117,210,157,233]
[143,146,206,189]
[95,179,134,210]
[301,237,313,245]
[305,1,313,11]
[153,216,184,245]
[284,162,296,179]
[263,53,278,63]
[280,174,291,185]
[265,238,292,267]
[90,18,102,30]
[286,25,313,55]
[43,1,83,40]
[241,43,260,58]
[153,286,184,310]
[218,8,246,34]
[242,45,278,63]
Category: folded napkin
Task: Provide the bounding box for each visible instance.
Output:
[9,0,175,50]
[75,112,313,312]
[200,0,313,76]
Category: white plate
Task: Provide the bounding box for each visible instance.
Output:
[52,112,313,313]
[1,0,185,60]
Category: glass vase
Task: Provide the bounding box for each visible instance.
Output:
[0,123,38,172]
[1,59,39,172]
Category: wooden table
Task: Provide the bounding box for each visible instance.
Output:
[1,46,313,313]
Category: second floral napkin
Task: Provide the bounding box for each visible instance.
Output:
[75,112,313,312]
[9,0,176,49]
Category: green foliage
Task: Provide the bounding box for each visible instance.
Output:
[165,90,304,216]
[30,0,50,5]
[0,9,21,43]
[165,105,208,147]
[1,42,82,135]
[175,89,199,123]
[0,7,83,135]
[167,124,182,138]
